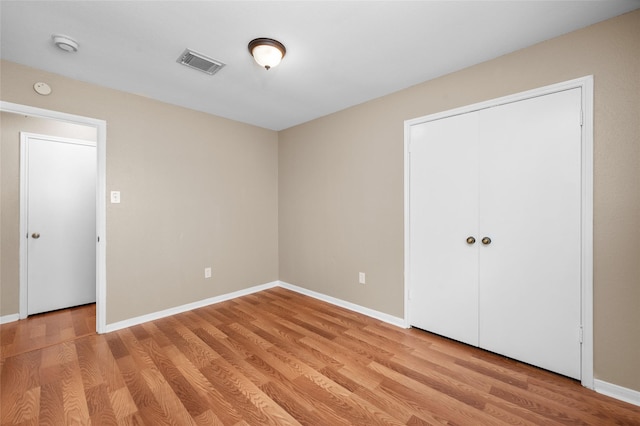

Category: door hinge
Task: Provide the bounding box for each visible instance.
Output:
[580,109,584,127]
[97,236,100,243]
[579,325,583,344]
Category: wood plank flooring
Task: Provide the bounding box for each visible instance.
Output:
[1,288,639,425]
[1,304,95,360]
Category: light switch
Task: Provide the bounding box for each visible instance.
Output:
[110,191,121,204]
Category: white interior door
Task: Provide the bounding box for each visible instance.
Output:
[478,88,582,379]
[24,133,97,315]
[409,112,480,346]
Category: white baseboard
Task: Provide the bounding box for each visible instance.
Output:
[104,281,279,333]
[594,379,640,407]
[277,281,406,328]
[0,313,20,324]
[104,280,405,334]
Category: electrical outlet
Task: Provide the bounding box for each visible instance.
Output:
[359,272,366,285]
[110,191,121,204]
[204,267,212,279]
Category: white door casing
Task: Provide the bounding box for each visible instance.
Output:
[404,77,593,386]
[3,100,108,334]
[23,133,97,315]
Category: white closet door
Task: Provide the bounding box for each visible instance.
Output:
[478,88,582,379]
[409,112,480,346]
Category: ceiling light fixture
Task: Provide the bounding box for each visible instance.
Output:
[248,38,286,70]
[52,34,79,52]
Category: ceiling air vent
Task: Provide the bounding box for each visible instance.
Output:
[177,48,225,75]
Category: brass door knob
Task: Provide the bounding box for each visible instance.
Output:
[31,233,40,239]
[482,237,492,245]
[466,236,476,245]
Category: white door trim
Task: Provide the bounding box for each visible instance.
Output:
[403,76,594,389]
[2,101,107,334]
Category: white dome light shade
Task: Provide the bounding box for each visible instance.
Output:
[248,38,286,70]
[251,44,283,69]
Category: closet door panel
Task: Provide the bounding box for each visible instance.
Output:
[409,112,479,346]
[478,89,582,379]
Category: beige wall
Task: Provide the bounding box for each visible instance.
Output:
[279,10,640,391]
[0,113,97,315]
[0,61,279,323]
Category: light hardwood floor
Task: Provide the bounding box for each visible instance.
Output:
[1,287,639,425]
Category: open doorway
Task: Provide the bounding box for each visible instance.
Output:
[0,102,106,333]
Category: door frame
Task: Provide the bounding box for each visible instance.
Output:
[403,76,594,389]
[1,101,107,334]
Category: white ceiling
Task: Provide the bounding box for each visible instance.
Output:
[1,1,638,131]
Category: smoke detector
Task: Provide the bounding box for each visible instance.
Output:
[52,34,79,52]
[177,48,225,75]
